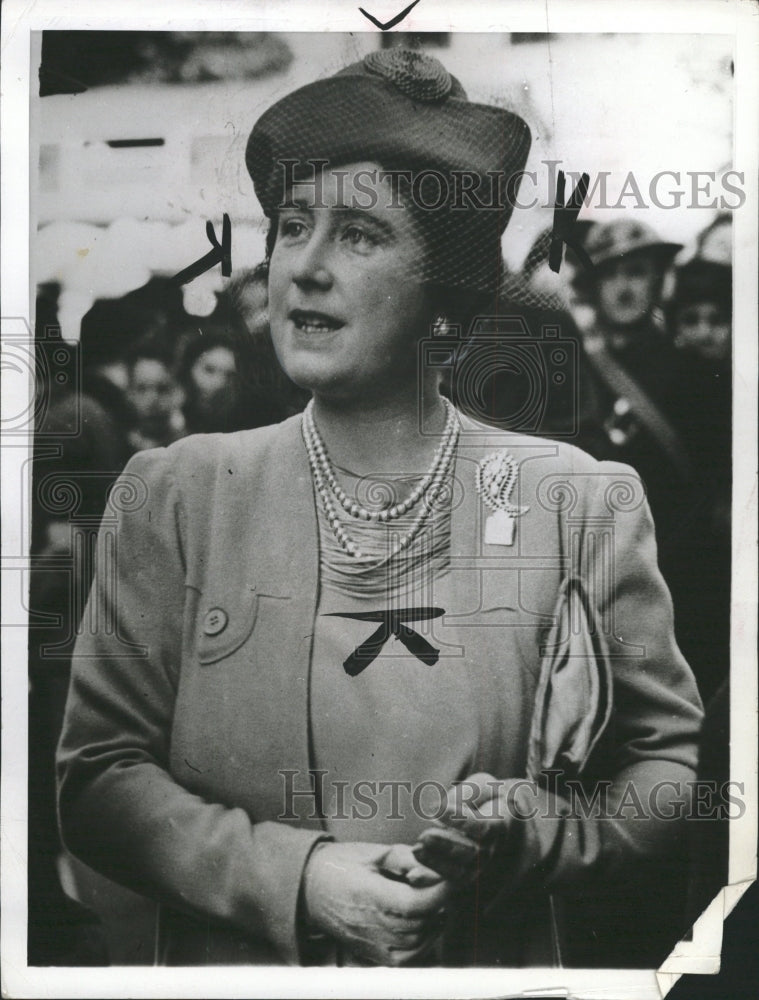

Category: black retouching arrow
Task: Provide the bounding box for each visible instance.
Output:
[359,0,423,32]
[549,170,594,275]
[171,214,232,286]
[325,607,444,676]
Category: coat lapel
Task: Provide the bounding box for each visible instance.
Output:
[230,415,323,828]
[244,414,319,599]
[442,417,527,775]
[440,415,566,778]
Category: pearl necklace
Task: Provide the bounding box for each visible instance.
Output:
[302,399,459,560]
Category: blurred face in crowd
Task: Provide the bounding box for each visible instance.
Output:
[267,162,435,403]
[673,301,731,363]
[95,360,130,392]
[699,218,732,265]
[595,253,660,328]
[128,358,179,437]
[235,277,269,336]
[190,346,238,408]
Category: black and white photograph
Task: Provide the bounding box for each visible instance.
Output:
[1,2,757,998]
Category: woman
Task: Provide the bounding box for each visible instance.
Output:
[57,49,703,968]
[178,327,242,435]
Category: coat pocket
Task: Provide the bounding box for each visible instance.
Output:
[196,586,259,665]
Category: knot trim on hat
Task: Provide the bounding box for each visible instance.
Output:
[363,48,452,102]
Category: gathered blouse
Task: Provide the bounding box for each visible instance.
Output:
[310,466,480,845]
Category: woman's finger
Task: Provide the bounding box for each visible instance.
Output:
[385,925,429,948]
[376,843,444,886]
[439,801,504,842]
[395,879,450,918]
[412,845,478,882]
[387,920,446,966]
[404,863,443,887]
[376,842,437,882]
[376,908,427,933]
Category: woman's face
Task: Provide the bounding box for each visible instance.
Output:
[190,346,237,404]
[128,358,179,434]
[267,162,435,403]
[674,302,731,362]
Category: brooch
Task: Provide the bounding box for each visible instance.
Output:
[476,450,530,546]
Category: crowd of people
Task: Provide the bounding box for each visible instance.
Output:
[29,208,732,964]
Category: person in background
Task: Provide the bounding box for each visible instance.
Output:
[568,220,691,581]
[30,303,180,967]
[29,299,111,966]
[125,337,185,453]
[178,328,241,435]
[670,258,732,366]
[79,297,168,438]
[519,222,596,333]
[578,218,680,351]
[695,211,732,267]
[664,257,732,701]
[227,265,311,424]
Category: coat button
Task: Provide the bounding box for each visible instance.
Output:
[203,608,228,636]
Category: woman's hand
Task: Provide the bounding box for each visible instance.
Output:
[302,841,450,965]
[413,773,526,883]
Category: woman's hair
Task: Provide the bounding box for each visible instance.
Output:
[125,333,176,376]
[176,325,239,390]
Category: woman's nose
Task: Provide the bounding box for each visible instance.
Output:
[292,233,334,291]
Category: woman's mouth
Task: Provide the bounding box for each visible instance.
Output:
[289,309,344,334]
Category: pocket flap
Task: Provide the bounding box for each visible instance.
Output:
[197,586,258,665]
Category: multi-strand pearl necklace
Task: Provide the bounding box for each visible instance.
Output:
[302,398,459,560]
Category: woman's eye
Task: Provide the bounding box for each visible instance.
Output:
[342,224,378,248]
[280,218,308,239]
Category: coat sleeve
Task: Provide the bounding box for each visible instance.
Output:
[498,459,705,891]
[56,446,328,963]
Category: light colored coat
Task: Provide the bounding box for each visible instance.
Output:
[57,413,703,966]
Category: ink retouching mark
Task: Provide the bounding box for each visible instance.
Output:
[170,214,232,286]
[359,0,422,31]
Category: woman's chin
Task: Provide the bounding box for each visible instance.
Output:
[281,362,351,399]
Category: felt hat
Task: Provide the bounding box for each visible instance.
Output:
[245,48,532,292]
[583,219,682,270]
